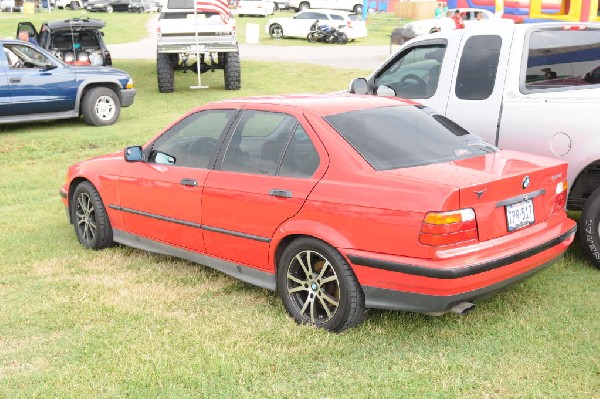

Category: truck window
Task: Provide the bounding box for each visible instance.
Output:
[373,44,446,99]
[525,29,600,91]
[455,35,501,100]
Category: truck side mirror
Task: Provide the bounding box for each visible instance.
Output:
[125,146,143,162]
[349,78,369,94]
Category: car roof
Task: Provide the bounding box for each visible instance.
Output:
[44,18,106,31]
[300,8,351,15]
[216,94,417,116]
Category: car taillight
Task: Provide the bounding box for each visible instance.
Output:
[157,26,161,38]
[419,208,478,246]
[553,180,568,213]
[347,21,352,28]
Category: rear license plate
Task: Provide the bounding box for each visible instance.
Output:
[506,199,534,232]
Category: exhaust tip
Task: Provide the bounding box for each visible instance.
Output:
[449,302,475,315]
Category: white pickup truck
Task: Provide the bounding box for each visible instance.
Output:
[156,0,240,93]
[350,23,600,268]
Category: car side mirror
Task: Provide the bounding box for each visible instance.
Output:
[125,146,143,162]
[44,63,58,71]
[349,78,369,94]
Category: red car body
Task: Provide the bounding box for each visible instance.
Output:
[60,94,576,330]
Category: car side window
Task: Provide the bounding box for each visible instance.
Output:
[221,110,298,175]
[280,124,320,178]
[3,43,51,69]
[315,13,328,19]
[297,12,313,19]
[330,14,344,21]
[149,109,235,169]
[374,44,446,99]
[455,35,501,100]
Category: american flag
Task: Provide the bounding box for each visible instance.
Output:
[196,0,231,21]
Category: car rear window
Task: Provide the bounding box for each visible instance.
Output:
[525,28,600,90]
[324,106,497,170]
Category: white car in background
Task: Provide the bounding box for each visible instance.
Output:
[232,0,275,17]
[403,8,513,38]
[266,9,367,40]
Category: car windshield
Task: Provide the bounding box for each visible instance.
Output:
[324,105,497,170]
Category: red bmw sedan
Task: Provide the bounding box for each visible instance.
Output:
[60,94,576,331]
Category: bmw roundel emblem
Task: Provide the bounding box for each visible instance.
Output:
[522,176,530,189]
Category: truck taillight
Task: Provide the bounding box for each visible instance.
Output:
[553,180,568,213]
[419,209,478,246]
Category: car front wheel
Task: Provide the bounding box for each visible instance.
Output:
[71,181,113,250]
[277,237,366,332]
[81,87,121,126]
[269,24,283,39]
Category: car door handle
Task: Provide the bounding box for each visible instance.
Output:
[9,78,20,84]
[180,178,198,187]
[269,189,292,198]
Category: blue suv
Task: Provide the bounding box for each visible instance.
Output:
[0,39,135,126]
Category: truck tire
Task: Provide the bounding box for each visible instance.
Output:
[157,52,175,93]
[299,1,309,10]
[580,187,600,269]
[70,1,79,9]
[81,87,121,126]
[224,51,241,90]
[353,4,362,14]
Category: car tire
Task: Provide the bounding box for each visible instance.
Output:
[224,51,241,90]
[269,23,283,39]
[306,32,317,43]
[157,52,175,93]
[299,1,309,10]
[353,4,362,14]
[580,187,600,269]
[81,87,121,126]
[277,237,366,332]
[106,4,113,12]
[69,0,79,9]
[71,181,113,250]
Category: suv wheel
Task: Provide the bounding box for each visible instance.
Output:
[81,87,121,126]
[224,52,241,90]
[157,52,175,93]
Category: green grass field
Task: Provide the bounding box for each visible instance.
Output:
[0,23,598,398]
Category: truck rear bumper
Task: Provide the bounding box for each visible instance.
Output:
[157,42,238,54]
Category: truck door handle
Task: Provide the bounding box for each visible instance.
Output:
[269,189,292,198]
[180,178,197,187]
[9,78,20,84]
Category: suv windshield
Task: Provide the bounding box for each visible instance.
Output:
[325,106,497,170]
[525,28,600,90]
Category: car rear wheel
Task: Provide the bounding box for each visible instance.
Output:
[277,237,366,332]
[81,87,120,126]
[71,181,113,250]
[580,187,600,269]
[269,24,283,39]
[224,51,241,90]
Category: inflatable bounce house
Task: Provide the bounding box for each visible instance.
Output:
[447,0,600,23]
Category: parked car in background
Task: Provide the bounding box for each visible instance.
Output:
[0,0,17,11]
[232,0,275,17]
[86,0,132,12]
[289,0,361,13]
[17,19,112,67]
[53,0,85,9]
[60,94,575,331]
[0,39,135,126]
[401,8,513,40]
[128,0,160,12]
[273,0,289,11]
[266,9,366,40]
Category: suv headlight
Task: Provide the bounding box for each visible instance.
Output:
[126,78,134,89]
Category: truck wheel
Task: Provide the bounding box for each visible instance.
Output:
[580,187,600,270]
[81,87,121,126]
[299,1,309,10]
[224,51,241,90]
[157,52,175,93]
[70,1,79,9]
[353,4,362,14]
